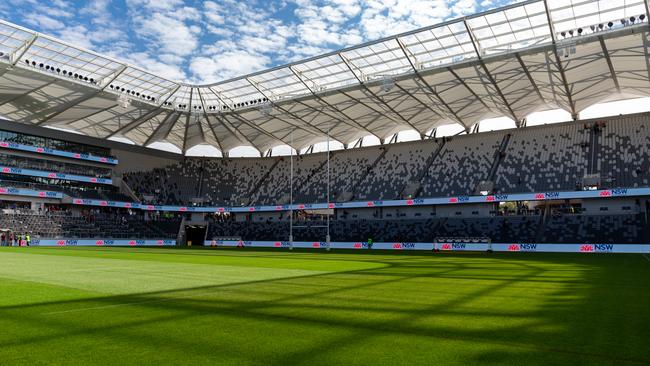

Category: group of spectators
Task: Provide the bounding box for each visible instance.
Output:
[0,232,31,246]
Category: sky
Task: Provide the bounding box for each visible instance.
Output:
[1,0,518,84]
[2,0,650,157]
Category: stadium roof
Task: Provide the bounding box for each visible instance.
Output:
[0,0,649,155]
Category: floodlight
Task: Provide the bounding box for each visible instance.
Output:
[380,78,395,93]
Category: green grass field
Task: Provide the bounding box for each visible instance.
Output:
[1,247,649,365]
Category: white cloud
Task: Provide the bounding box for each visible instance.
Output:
[452,0,478,16]
[125,0,184,11]
[204,1,225,24]
[190,52,271,82]
[134,12,200,56]
[24,14,65,30]
[9,0,524,86]
[56,25,94,49]
[124,52,187,80]
[82,0,112,24]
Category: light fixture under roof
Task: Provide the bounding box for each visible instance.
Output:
[117,91,131,109]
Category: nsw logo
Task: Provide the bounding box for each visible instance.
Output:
[518,244,537,251]
[594,244,614,252]
[580,244,594,252]
[599,190,612,197]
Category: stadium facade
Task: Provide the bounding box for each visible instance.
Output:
[1,0,650,252]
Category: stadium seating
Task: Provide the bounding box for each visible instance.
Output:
[600,114,650,188]
[356,141,440,200]
[0,153,112,178]
[0,210,181,239]
[496,123,588,193]
[539,213,645,243]
[207,213,643,244]
[0,176,131,201]
[420,133,503,197]
[119,114,650,206]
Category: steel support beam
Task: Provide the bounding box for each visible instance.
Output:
[0,79,57,108]
[542,0,577,118]
[246,77,330,137]
[197,88,224,152]
[515,53,545,105]
[463,19,518,123]
[288,66,382,140]
[144,112,180,146]
[33,65,128,126]
[225,112,291,149]
[338,53,421,132]
[394,37,466,126]
[11,35,37,66]
[598,36,621,93]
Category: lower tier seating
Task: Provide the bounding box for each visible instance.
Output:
[207,214,646,244]
[0,211,181,239]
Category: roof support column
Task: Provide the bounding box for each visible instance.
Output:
[463,19,518,123]
[394,37,466,127]
[338,52,421,132]
[598,36,621,93]
[288,66,382,140]
[542,0,577,118]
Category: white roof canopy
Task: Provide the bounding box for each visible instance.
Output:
[0,0,648,154]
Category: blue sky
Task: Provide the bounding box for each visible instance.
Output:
[1,0,519,84]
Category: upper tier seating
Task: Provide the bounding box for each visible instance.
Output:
[123,114,650,205]
[496,123,588,193]
[420,132,503,197]
[0,153,112,178]
[0,176,131,201]
[356,141,440,200]
[600,114,650,188]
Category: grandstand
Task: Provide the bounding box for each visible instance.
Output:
[2,1,650,365]
[0,0,648,251]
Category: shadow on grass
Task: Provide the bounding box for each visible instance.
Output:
[1,249,650,365]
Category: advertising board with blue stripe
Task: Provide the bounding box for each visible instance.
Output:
[30,239,176,246]
[203,240,650,253]
[0,187,62,199]
[0,166,112,184]
[67,187,650,213]
[0,141,117,164]
[435,242,491,251]
[492,243,650,253]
